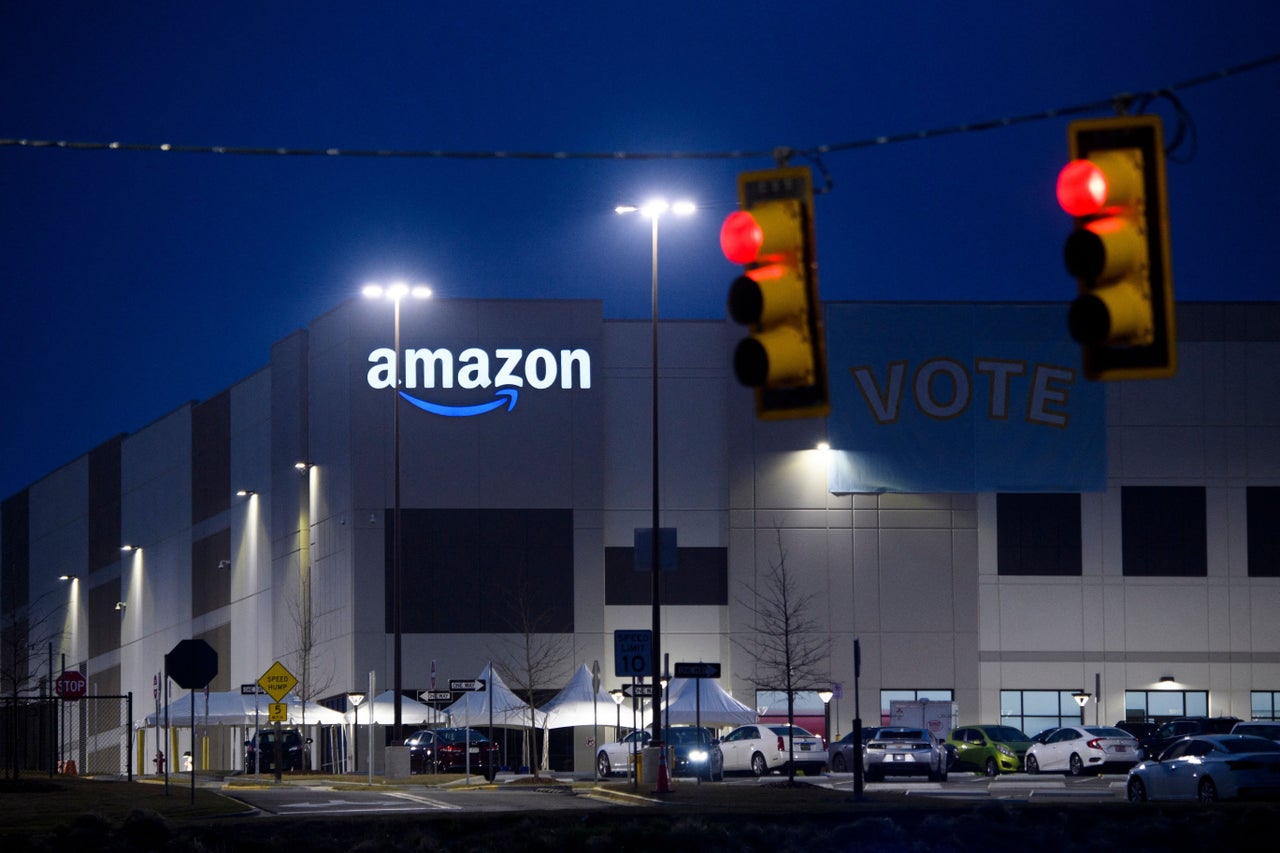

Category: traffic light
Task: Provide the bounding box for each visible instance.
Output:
[721,166,829,419]
[1057,114,1176,380]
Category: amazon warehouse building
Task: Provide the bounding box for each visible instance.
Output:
[4,298,1280,775]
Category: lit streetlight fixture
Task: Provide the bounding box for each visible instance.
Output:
[348,691,367,774]
[615,198,695,747]
[363,280,432,745]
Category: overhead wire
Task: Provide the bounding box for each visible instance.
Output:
[1,53,1275,166]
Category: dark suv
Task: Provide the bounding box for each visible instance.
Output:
[244,728,311,772]
[1114,721,1160,759]
[1150,716,1241,759]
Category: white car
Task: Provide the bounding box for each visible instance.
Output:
[595,729,650,777]
[1024,725,1141,775]
[719,723,826,776]
[1127,734,1280,802]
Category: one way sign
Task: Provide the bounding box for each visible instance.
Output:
[622,683,655,698]
[449,679,486,692]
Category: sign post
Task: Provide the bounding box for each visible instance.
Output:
[258,661,298,782]
[166,640,218,803]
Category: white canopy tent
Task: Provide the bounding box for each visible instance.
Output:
[539,663,618,729]
[141,690,254,727]
[142,690,347,728]
[660,678,758,727]
[442,664,546,729]
[344,689,444,727]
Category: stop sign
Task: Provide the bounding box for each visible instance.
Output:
[55,670,87,700]
[166,639,219,689]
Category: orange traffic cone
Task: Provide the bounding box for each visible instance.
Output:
[655,744,670,793]
[63,760,77,775]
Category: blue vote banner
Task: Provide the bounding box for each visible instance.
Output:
[825,304,1105,494]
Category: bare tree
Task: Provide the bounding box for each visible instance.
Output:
[734,528,829,783]
[284,576,336,763]
[489,572,572,778]
[2,576,68,778]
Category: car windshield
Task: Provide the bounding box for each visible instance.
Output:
[984,727,1029,741]
[768,726,815,737]
[435,729,488,745]
[877,729,926,740]
[1221,737,1280,754]
[1084,727,1131,738]
[667,729,709,744]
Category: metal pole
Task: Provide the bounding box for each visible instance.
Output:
[650,213,662,745]
[853,637,864,800]
[393,295,403,746]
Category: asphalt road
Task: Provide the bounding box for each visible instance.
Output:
[223,771,1130,817]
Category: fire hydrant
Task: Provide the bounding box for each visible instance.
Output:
[153,751,166,773]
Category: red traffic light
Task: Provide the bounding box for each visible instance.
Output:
[720,210,764,264]
[1056,159,1108,217]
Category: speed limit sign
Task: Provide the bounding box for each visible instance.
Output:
[613,630,651,677]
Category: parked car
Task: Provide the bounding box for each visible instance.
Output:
[416,727,499,780]
[665,726,724,780]
[720,723,826,776]
[596,729,651,777]
[244,728,310,773]
[1028,727,1059,745]
[1149,716,1241,759]
[827,726,882,773]
[1230,721,1280,742]
[1114,721,1161,759]
[1024,725,1141,776]
[404,728,438,774]
[862,727,948,782]
[1126,734,1280,802]
[946,725,1032,776]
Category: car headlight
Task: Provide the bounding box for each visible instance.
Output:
[689,750,708,762]
[996,744,1015,758]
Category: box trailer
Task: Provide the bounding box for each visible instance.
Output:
[888,700,959,741]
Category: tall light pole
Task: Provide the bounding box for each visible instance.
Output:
[363,281,432,745]
[615,198,695,744]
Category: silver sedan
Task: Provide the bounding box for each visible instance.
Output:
[863,727,948,782]
[1127,734,1280,802]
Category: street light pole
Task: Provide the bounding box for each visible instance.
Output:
[363,281,431,746]
[616,199,694,745]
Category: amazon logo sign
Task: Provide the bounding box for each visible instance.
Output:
[366,346,592,417]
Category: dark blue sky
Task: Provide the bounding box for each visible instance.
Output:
[2,2,1278,498]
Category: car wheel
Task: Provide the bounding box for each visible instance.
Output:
[832,753,847,773]
[750,753,768,777]
[1198,776,1219,803]
[596,752,611,778]
[1126,777,1148,803]
[1069,754,1084,777]
[1025,754,1039,775]
[985,757,998,777]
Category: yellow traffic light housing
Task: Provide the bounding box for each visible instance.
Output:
[1058,115,1176,380]
[721,166,829,419]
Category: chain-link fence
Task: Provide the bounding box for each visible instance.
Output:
[2,693,133,779]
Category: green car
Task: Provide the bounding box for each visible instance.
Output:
[946,725,1032,776]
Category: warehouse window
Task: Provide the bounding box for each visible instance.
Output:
[1125,689,1209,725]
[1121,486,1207,577]
[1251,691,1280,721]
[1247,486,1280,577]
[390,508,574,634]
[604,546,727,606]
[997,493,1082,575]
[879,689,953,726]
[1001,689,1087,734]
